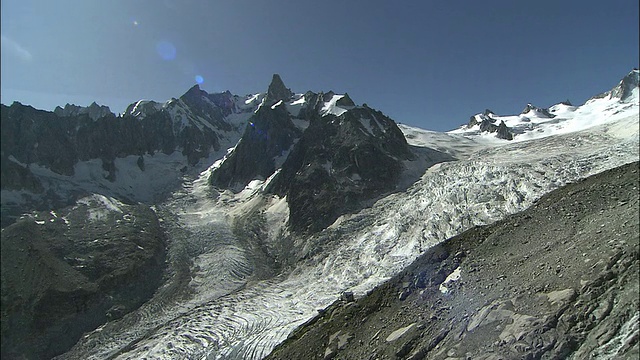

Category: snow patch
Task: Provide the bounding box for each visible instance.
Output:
[439,266,461,294]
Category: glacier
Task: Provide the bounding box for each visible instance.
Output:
[56,80,639,360]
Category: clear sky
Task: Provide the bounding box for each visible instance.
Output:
[1,0,638,131]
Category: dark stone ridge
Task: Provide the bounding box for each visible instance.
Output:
[1,197,166,360]
[521,103,556,118]
[560,99,573,106]
[266,161,640,360]
[610,69,640,101]
[335,93,356,107]
[265,74,294,106]
[496,120,514,140]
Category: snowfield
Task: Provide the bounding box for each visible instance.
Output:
[59,90,639,360]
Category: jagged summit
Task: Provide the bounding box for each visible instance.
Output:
[53,102,113,121]
[265,74,293,105]
[209,76,417,232]
[335,92,356,107]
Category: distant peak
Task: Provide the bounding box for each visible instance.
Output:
[265,73,293,105]
[184,84,203,96]
[609,69,639,101]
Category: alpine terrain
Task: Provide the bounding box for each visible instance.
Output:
[1,70,638,360]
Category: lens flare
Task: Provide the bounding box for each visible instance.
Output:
[195,75,204,84]
[155,41,176,61]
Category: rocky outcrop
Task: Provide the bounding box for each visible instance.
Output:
[610,69,639,102]
[1,195,166,360]
[266,161,640,360]
[471,113,514,140]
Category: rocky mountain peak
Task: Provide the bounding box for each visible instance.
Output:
[265,74,293,105]
[609,69,639,101]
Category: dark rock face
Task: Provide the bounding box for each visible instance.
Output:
[610,69,640,101]
[265,74,293,105]
[209,104,301,189]
[0,196,166,360]
[267,107,413,232]
[495,120,514,140]
[266,161,640,360]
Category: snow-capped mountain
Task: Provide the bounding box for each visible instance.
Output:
[452,69,639,142]
[211,74,421,233]
[1,70,638,360]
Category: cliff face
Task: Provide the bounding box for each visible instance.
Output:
[266,161,640,360]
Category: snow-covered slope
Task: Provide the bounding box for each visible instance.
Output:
[58,72,639,360]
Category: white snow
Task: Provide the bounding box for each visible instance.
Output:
[77,194,124,222]
[320,94,349,117]
[271,100,283,109]
[439,266,461,294]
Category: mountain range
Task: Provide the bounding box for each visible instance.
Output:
[1,69,638,359]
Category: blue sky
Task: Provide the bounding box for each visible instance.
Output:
[1,0,638,131]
